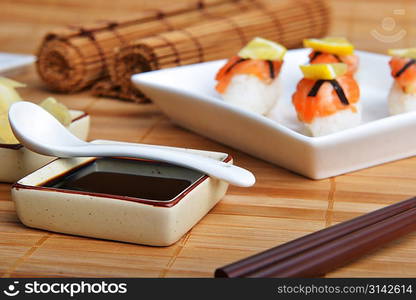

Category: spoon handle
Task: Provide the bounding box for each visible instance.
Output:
[66,144,255,187]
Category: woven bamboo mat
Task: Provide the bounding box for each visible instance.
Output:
[0,0,416,277]
[0,66,415,277]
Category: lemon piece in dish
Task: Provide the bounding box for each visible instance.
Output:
[0,77,25,115]
[238,37,287,61]
[40,97,72,127]
[0,113,19,144]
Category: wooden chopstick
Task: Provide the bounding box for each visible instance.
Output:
[215,197,416,278]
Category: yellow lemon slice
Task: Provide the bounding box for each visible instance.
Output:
[0,77,26,88]
[40,97,72,127]
[300,63,348,80]
[0,113,19,144]
[0,77,25,115]
[303,37,354,56]
[321,37,350,43]
[238,37,287,60]
[388,48,416,59]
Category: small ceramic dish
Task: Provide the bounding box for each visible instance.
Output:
[132,49,416,179]
[0,110,90,183]
[11,140,231,246]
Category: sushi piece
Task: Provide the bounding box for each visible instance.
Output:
[387,48,416,115]
[215,37,286,115]
[292,63,361,137]
[303,37,359,75]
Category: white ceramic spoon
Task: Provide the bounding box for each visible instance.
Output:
[9,101,255,187]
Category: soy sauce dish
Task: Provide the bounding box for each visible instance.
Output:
[11,145,231,246]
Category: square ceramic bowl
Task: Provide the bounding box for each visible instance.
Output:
[0,110,90,183]
[132,49,416,179]
[12,140,231,246]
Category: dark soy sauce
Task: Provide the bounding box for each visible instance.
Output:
[42,158,199,201]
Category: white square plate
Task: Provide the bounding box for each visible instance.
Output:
[132,49,416,179]
[0,52,35,75]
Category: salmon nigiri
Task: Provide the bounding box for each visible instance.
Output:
[215,37,286,115]
[292,63,361,137]
[304,37,359,76]
[387,48,416,115]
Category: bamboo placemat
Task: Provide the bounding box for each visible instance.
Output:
[1,0,415,278]
[1,68,416,277]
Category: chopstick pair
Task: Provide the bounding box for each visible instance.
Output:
[215,197,416,278]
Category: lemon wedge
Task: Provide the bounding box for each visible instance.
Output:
[0,77,25,115]
[40,97,72,127]
[238,37,287,61]
[0,77,26,88]
[300,63,348,80]
[388,48,416,59]
[0,78,73,144]
[303,37,354,56]
[0,113,19,144]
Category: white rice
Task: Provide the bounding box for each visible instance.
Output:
[388,81,416,115]
[220,74,281,115]
[306,102,362,137]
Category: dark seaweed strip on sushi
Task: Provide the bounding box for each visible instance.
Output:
[307,79,349,105]
[266,60,275,79]
[394,59,416,78]
[310,51,342,63]
[307,79,326,97]
[310,51,322,62]
[329,80,349,105]
[225,58,248,74]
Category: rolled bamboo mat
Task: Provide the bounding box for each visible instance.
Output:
[36,0,260,93]
[91,79,148,102]
[107,0,330,102]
